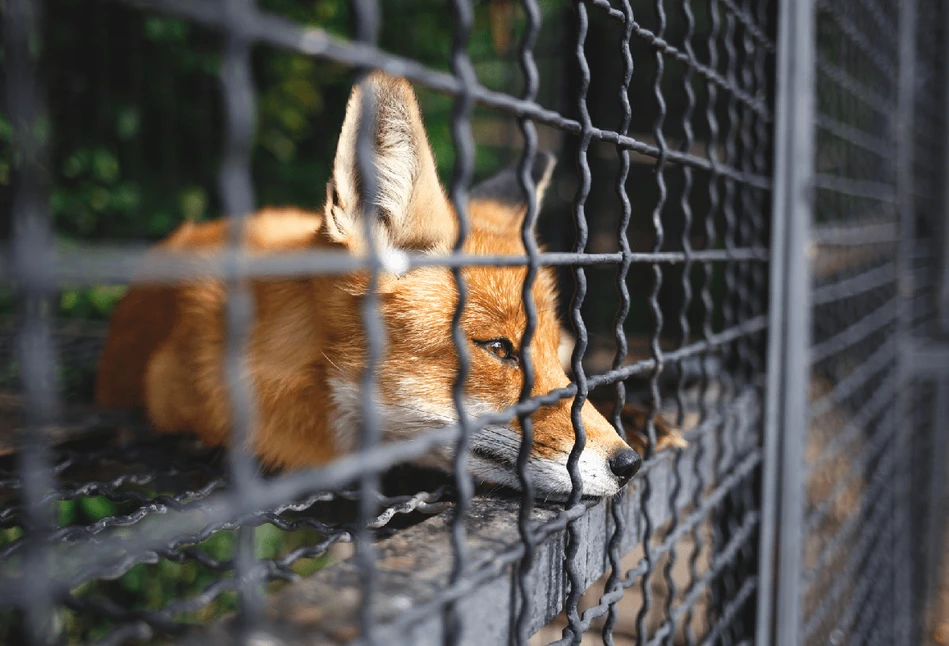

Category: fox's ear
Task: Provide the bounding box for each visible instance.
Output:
[468,151,556,231]
[324,72,456,254]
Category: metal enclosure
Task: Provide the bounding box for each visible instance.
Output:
[0,0,947,645]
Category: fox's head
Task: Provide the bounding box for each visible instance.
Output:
[316,72,641,499]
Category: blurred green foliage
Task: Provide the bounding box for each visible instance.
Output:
[1,0,570,320]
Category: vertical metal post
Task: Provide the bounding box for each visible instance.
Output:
[757,1,816,644]
[513,1,542,643]
[932,4,949,622]
[4,0,59,642]
[603,2,635,643]
[940,3,949,335]
[894,0,919,642]
[218,0,263,637]
[563,3,592,643]
[444,1,475,644]
[351,2,384,644]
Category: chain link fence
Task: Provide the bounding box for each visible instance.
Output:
[1,0,947,645]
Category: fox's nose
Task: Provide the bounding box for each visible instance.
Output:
[609,448,642,483]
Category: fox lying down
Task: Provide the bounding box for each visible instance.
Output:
[95,72,684,499]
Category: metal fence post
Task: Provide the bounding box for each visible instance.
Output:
[3,0,59,643]
[895,0,919,642]
[941,0,949,335]
[757,1,816,644]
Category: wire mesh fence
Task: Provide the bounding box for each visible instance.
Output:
[767,1,949,645]
[0,0,946,645]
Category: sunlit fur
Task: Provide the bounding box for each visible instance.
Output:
[95,72,639,498]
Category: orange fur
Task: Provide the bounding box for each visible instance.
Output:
[96,73,655,498]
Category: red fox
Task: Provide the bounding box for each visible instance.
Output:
[95,72,682,499]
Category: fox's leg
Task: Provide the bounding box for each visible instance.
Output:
[144,338,231,447]
[590,399,688,457]
[147,342,337,469]
[251,383,338,469]
[142,286,233,447]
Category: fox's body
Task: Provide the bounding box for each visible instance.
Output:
[97,73,679,498]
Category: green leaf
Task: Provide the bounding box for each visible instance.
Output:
[89,285,127,315]
[115,107,141,140]
[120,564,146,592]
[79,496,116,521]
[180,187,208,222]
[88,186,110,212]
[62,149,89,179]
[111,183,141,213]
[143,17,188,43]
[57,500,77,526]
[254,523,283,560]
[148,211,175,237]
[60,290,80,312]
[92,148,119,184]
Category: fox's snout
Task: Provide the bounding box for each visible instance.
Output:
[609,447,643,483]
[458,384,643,499]
[566,398,643,497]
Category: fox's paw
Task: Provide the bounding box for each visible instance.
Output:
[615,402,688,457]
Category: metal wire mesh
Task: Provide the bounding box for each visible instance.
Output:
[0,0,947,645]
[766,0,949,645]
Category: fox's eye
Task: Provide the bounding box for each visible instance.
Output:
[475,338,518,365]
